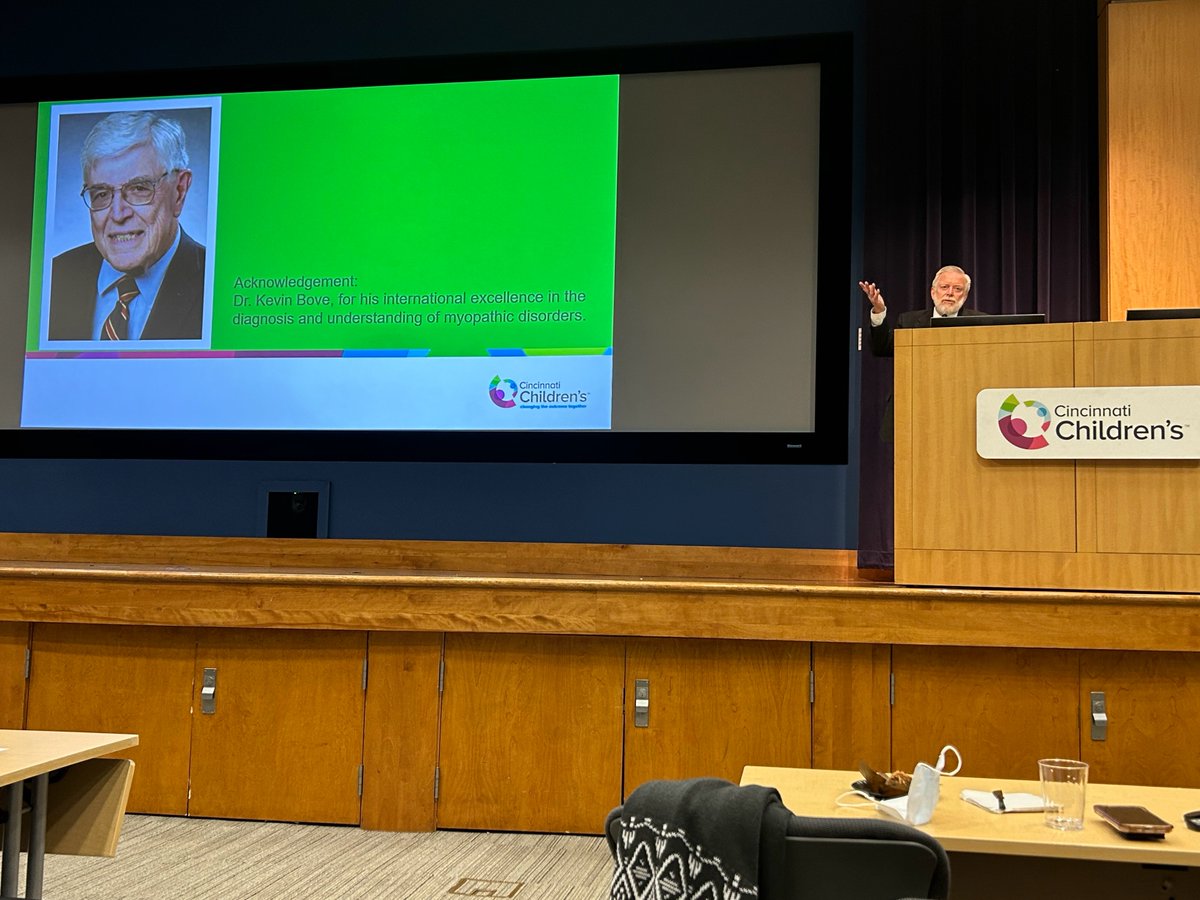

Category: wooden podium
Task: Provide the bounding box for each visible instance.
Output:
[894,318,1200,592]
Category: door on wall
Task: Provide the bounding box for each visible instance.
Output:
[360,631,443,832]
[892,645,1080,779]
[623,638,812,795]
[25,623,197,814]
[811,642,891,772]
[1081,650,1200,788]
[187,628,368,824]
[0,623,29,729]
[27,625,371,823]
[437,633,625,833]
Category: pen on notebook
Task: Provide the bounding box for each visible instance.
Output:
[993,789,1006,811]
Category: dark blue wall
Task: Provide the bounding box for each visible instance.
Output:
[0,1,864,548]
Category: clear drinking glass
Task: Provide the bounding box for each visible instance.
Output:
[1038,758,1089,830]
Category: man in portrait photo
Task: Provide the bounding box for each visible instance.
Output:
[48,110,205,341]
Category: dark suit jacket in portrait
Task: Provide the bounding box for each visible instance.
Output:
[868,305,988,358]
[868,305,988,439]
[47,229,206,341]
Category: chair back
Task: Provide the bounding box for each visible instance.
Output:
[759,804,950,900]
[776,835,941,899]
[607,782,951,900]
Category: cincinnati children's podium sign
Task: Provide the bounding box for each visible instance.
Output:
[977,387,1200,459]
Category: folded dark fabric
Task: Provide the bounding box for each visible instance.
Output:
[608,777,784,899]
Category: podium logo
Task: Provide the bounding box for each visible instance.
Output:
[998,393,1051,449]
[488,376,518,409]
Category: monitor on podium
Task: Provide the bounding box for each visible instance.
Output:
[929,313,1046,328]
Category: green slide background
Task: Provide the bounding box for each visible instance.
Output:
[215,76,619,353]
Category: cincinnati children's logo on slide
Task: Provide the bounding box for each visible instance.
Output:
[488,376,518,409]
[997,393,1051,449]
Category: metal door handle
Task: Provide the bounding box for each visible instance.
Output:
[634,678,649,728]
[1090,691,1107,741]
[201,667,217,714]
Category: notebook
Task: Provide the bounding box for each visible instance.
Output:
[960,789,1047,814]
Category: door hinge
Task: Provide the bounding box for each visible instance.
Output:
[24,647,31,680]
[889,672,895,706]
[433,766,440,801]
[357,764,364,797]
[438,658,445,694]
[857,327,863,351]
[362,657,368,692]
[809,669,815,705]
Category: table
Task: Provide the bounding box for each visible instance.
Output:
[1,730,138,900]
[742,766,1200,899]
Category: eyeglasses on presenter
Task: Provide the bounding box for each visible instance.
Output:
[80,170,173,211]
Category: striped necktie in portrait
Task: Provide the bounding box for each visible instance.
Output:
[102,274,139,340]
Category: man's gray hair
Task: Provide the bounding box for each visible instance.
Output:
[82,111,190,182]
[931,265,971,293]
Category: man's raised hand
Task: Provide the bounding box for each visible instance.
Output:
[858,281,886,314]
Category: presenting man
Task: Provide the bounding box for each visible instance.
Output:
[858,265,986,357]
[858,265,987,439]
[48,111,204,341]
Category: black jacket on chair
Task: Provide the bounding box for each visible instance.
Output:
[606,777,950,900]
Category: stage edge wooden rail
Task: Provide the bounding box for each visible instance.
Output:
[0,560,1198,653]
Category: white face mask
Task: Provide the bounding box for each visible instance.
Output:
[838,745,962,826]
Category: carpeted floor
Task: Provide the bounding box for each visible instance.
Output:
[19,815,614,899]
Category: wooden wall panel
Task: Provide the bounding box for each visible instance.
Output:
[811,642,890,772]
[624,638,811,793]
[1086,323,1200,556]
[361,631,442,831]
[1087,322,1200,387]
[187,629,367,824]
[1081,650,1200,788]
[898,327,1077,556]
[1105,0,1200,321]
[897,320,1200,592]
[892,646,1079,780]
[437,633,624,834]
[896,548,1200,595]
[1073,325,1098,554]
[0,622,28,728]
[893,327,914,552]
[25,624,195,815]
[1093,461,1200,556]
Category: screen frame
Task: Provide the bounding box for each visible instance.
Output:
[0,34,853,465]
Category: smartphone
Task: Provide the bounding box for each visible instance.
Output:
[1094,804,1174,837]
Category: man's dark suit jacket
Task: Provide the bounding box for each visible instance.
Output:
[868,305,989,358]
[869,305,989,439]
[47,229,206,341]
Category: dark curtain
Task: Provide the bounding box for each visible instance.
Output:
[856,0,1100,568]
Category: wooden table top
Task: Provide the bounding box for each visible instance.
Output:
[742,766,1200,866]
[0,730,138,786]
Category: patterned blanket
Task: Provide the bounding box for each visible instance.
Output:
[607,778,784,899]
